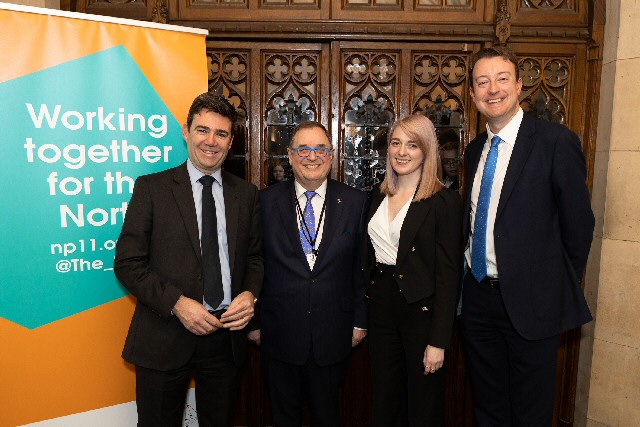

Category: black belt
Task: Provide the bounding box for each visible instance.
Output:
[208,308,227,319]
[479,276,500,291]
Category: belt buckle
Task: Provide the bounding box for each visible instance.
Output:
[485,277,500,291]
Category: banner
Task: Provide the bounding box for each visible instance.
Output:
[0,3,207,425]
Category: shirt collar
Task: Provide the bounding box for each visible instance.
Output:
[187,159,223,186]
[486,107,523,148]
[294,179,327,201]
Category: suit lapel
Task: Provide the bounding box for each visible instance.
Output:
[222,171,239,276]
[396,197,432,267]
[368,190,385,225]
[313,180,343,270]
[495,113,537,219]
[463,136,484,237]
[172,163,202,262]
[277,181,310,269]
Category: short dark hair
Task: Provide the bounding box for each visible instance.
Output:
[469,46,520,83]
[289,121,330,147]
[186,92,239,131]
[439,140,459,152]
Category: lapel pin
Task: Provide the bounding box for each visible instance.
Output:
[337,198,342,203]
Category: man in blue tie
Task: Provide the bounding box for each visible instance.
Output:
[249,121,368,427]
[461,46,595,427]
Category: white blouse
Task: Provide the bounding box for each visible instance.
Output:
[368,195,412,266]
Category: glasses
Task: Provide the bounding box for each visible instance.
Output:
[289,146,333,158]
[442,158,460,167]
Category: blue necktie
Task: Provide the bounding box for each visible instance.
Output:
[471,135,502,282]
[299,191,316,255]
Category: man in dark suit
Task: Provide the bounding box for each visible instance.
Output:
[460,46,594,426]
[248,121,368,427]
[115,93,263,427]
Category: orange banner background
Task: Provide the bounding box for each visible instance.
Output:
[0,5,207,426]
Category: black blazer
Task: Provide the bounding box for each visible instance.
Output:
[258,179,368,366]
[115,162,263,370]
[462,113,594,340]
[363,187,462,349]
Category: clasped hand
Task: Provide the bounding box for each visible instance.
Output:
[173,291,256,335]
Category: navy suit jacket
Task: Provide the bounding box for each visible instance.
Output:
[259,179,368,366]
[115,162,263,370]
[462,113,594,340]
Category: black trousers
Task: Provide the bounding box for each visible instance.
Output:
[368,264,445,427]
[460,273,559,427]
[135,329,239,427]
[263,353,348,427]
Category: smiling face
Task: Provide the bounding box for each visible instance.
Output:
[470,56,523,134]
[388,127,425,180]
[183,109,234,175]
[288,126,333,191]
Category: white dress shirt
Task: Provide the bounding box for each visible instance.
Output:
[294,179,327,270]
[187,160,232,311]
[465,107,524,278]
[368,195,412,266]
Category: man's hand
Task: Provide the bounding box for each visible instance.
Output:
[221,291,256,331]
[173,295,221,335]
[247,329,261,345]
[352,328,367,347]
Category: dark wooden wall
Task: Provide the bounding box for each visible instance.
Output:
[64,0,606,425]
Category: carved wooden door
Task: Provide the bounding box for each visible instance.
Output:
[208,41,475,189]
[208,39,478,426]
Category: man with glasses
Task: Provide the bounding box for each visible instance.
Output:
[249,121,368,427]
[438,130,460,191]
[115,93,263,426]
[440,141,460,191]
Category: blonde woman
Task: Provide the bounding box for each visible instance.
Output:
[364,115,462,426]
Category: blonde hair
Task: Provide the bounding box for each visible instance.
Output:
[380,115,443,201]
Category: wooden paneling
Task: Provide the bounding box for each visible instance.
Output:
[66,1,602,425]
[511,0,588,27]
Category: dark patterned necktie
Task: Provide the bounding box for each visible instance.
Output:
[199,175,223,309]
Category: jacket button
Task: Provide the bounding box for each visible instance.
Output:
[370,280,375,285]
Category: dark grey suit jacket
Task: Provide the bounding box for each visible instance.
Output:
[115,162,263,370]
[258,179,368,366]
[462,113,594,340]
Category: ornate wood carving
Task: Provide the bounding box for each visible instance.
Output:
[207,49,251,178]
[263,51,322,186]
[521,0,571,9]
[340,51,398,191]
[519,56,572,124]
[412,53,468,126]
[495,0,511,45]
[151,0,168,23]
